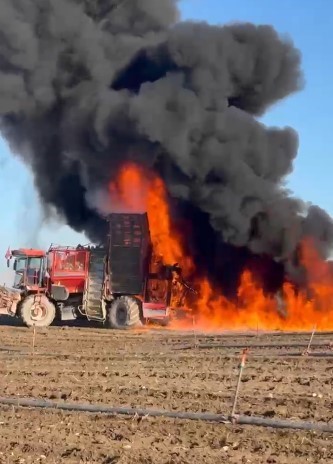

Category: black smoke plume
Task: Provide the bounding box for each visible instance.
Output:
[0,0,332,295]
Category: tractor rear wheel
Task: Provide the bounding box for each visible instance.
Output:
[20,295,56,328]
[108,296,142,330]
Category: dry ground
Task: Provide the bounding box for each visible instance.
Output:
[0,320,332,463]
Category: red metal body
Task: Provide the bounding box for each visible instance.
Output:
[47,246,90,294]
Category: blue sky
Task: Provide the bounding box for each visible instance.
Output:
[0,0,332,283]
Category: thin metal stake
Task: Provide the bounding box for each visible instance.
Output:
[303,325,317,356]
[32,324,36,356]
[231,348,249,418]
[192,315,197,349]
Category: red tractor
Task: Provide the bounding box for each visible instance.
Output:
[0,213,194,329]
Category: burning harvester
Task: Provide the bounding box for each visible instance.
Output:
[0,213,195,328]
[0,0,333,330]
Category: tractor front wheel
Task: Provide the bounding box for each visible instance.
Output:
[108,296,142,330]
[20,295,56,328]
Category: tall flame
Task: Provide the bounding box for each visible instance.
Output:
[109,163,333,331]
[109,163,193,270]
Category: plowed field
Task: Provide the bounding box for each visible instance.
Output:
[0,319,332,463]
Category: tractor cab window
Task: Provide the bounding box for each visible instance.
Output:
[14,258,27,272]
[13,268,24,288]
[26,257,43,286]
[28,258,42,270]
[12,256,44,288]
[12,258,26,288]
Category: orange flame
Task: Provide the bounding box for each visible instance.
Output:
[109,163,193,270]
[110,163,333,331]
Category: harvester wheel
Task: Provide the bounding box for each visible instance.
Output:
[108,296,142,330]
[20,295,56,328]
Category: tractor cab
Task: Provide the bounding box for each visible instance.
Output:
[11,249,46,291]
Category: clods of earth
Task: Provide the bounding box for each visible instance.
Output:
[0,319,332,463]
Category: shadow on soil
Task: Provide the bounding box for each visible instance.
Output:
[0,316,166,332]
[0,315,104,329]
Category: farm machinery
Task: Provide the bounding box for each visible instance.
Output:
[0,213,195,329]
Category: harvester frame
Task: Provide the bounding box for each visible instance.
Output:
[0,213,193,329]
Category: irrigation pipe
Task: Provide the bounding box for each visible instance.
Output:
[2,352,332,363]
[226,352,333,359]
[0,397,332,433]
[276,351,333,358]
[174,342,332,351]
[167,330,333,336]
[1,349,333,361]
[0,346,24,353]
[166,331,333,341]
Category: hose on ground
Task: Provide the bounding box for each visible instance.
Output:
[0,346,332,360]
[174,342,332,351]
[0,397,332,433]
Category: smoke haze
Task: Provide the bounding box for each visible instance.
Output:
[0,0,332,293]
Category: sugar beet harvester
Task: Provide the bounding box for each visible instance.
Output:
[0,213,193,329]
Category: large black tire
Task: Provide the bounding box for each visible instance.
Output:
[20,295,56,328]
[108,296,142,330]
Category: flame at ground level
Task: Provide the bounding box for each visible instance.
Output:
[109,163,333,332]
[189,273,333,332]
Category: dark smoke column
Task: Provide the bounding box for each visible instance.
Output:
[0,0,332,286]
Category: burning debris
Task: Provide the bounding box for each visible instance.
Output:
[0,0,333,329]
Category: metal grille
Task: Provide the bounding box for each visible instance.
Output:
[108,213,150,294]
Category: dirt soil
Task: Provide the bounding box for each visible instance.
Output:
[0,320,332,463]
